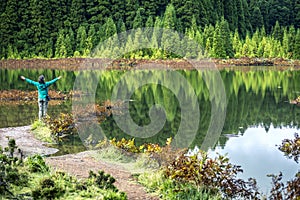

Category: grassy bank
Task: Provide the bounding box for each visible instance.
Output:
[2,115,298,199]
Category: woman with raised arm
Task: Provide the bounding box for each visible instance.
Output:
[20,75,61,120]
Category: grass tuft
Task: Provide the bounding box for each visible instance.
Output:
[31,120,53,143]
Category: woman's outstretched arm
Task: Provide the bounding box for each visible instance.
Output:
[20,76,39,86]
[45,76,61,87]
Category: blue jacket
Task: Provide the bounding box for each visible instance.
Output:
[25,78,59,100]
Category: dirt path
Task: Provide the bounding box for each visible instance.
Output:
[46,152,159,200]
[0,126,58,156]
[0,126,159,200]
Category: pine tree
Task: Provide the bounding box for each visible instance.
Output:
[257,0,270,31]
[213,0,224,19]
[197,0,208,29]
[7,44,15,59]
[117,18,127,33]
[50,0,69,38]
[224,0,238,31]
[145,16,154,28]
[272,21,282,41]
[76,25,87,55]
[104,17,117,38]
[251,29,261,57]
[132,8,144,29]
[140,0,159,17]
[124,34,134,58]
[257,36,267,57]
[243,34,256,57]
[212,22,226,58]
[125,0,139,29]
[87,0,110,25]
[15,0,31,58]
[241,0,253,34]
[293,29,300,59]
[28,0,52,57]
[269,0,293,27]
[221,19,234,58]
[55,29,67,58]
[294,0,300,28]
[116,19,127,47]
[170,0,202,31]
[282,28,290,58]
[288,25,296,57]
[111,0,126,23]
[88,24,97,49]
[0,0,19,58]
[145,16,154,39]
[67,27,76,57]
[161,4,179,57]
[0,0,7,14]
[45,38,54,58]
[151,16,163,50]
[212,19,233,58]
[66,29,74,57]
[0,0,299,60]
[162,4,177,30]
[69,0,86,31]
[84,36,93,56]
[133,28,148,55]
[250,6,264,30]
[236,0,247,38]
[232,29,242,57]
[203,0,217,25]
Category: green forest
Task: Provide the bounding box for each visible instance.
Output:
[1,0,300,59]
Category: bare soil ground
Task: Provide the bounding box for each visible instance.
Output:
[46,152,159,200]
[0,126,159,200]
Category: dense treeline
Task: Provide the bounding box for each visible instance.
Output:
[0,0,300,59]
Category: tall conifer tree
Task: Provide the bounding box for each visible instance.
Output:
[0,0,19,57]
[125,0,139,29]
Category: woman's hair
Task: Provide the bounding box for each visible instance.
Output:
[38,75,45,84]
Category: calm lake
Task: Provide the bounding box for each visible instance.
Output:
[0,67,299,193]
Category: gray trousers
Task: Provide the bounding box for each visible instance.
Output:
[38,100,48,120]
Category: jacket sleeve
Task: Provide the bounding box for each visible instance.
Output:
[45,78,59,87]
[25,78,39,86]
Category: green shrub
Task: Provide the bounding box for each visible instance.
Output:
[0,139,127,199]
[164,148,260,199]
[25,155,50,173]
[32,176,65,200]
[0,139,28,198]
[44,113,76,141]
[87,170,117,191]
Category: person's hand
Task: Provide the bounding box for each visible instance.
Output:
[57,76,62,79]
[20,76,25,80]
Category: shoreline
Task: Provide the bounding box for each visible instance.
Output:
[0,125,58,156]
[0,57,299,71]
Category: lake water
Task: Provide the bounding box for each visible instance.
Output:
[0,67,299,193]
